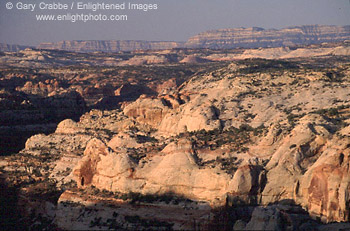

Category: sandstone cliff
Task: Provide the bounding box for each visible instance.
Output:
[185,25,350,49]
[37,40,183,52]
[3,25,350,55]
[35,25,350,52]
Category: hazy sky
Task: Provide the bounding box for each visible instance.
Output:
[0,0,349,46]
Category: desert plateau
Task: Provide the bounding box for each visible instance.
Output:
[1,25,350,230]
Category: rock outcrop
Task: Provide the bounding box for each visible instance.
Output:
[16,79,62,96]
[122,94,221,135]
[123,96,172,128]
[73,138,243,204]
[297,139,350,222]
[258,115,350,222]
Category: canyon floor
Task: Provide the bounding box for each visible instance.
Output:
[1,43,350,230]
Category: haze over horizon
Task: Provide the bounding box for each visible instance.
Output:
[1,0,350,46]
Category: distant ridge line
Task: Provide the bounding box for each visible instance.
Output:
[1,25,350,52]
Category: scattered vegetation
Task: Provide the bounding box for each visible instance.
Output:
[81,186,194,206]
[324,70,345,82]
[178,125,266,152]
[236,59,299,74]
[122,191,193,205]
[311,105,350,128]
[124,215,173,229]
[286,113,305,127]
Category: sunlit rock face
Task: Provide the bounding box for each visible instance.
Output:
[73,138,246,205]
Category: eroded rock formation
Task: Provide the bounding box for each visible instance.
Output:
[1,53,350,229]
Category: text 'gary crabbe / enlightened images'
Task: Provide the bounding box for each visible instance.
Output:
[6,1,159,22]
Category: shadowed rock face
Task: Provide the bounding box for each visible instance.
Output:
[0,89,86,155]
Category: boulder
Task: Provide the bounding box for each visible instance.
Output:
[55,119,84,134]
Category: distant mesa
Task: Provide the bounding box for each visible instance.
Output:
[1,25,350,52]
[0,43,33,52]
[184,25,350,49]
[37,40,183,53]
